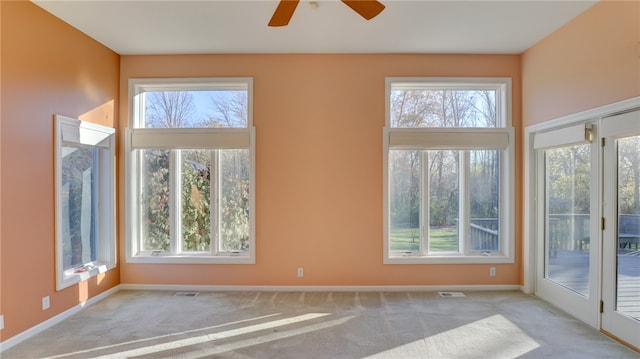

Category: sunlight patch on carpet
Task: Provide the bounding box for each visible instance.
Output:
[366,314,540,358]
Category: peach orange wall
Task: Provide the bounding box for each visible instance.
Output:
[0,1,120,341]
[119,54,522,287]
[522,0,640,126]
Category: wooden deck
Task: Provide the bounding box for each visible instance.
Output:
[618,251,640,319]
[547,249,640,320]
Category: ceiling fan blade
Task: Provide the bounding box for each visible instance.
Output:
[268,0,300,27]
[341,0,385,20]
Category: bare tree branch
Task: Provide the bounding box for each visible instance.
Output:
[146,91,196,128]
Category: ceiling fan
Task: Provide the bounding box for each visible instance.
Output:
[268,0,385,27]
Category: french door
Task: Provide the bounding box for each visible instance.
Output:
[533,108,640,349]
[534,123,600,327]
[601,110,640,349]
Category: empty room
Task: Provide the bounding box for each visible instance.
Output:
[1,0,639,357]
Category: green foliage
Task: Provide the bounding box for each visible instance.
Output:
[220,176,250,251]
[219,150,250,251]
[546,145,591,215]
[389,150,420,229]
[141,149,250,253]
[142,150,171,251]
[617,136,640,215]
[390,227,458,252]
[470,150,500,220]
[181,150,211,251]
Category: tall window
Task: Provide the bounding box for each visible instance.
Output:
[384,78,514,263]
[127,78,255,264]
[55,115,116,290]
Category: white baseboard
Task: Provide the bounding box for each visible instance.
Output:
[119,283,521,292]
[0,285,120,353]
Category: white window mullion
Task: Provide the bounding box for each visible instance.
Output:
[170,149,180,254]
[461,151,471,255]
[133,92,145,128]
[421,151,429,255]
[134,148,144,254]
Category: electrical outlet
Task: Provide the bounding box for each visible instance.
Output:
[0,314,4,330]
[297,267,304,278]
[489,267,496,277]
[42,296,50,310]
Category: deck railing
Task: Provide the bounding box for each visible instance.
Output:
[470,222,499,251]
[548,214,590,251]
[547,214,640,251]
[468,215,591,252]
[468,214,640,253]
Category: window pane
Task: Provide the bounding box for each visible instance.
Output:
[142,90,248,128]
[182,150,211,252]
[470,150,500,252]
[544,144,591,297]
[219,149,250,252]
[428,150,460,252]
[61,145,98,270]
[389,150,421,252]
[140,149,171,251]
[616,135,640,318]
[390,89,497,128]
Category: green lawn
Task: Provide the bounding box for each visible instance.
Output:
[390,227,458,252]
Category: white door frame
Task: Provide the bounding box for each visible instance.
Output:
[533,125,600,327]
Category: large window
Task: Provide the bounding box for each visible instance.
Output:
[127,78,255,264]
[55,115,116,290]
[384,78,514,263]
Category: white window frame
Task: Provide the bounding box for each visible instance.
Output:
[54,115,116,290]
[126,77,256,264]
[383,77,515,264]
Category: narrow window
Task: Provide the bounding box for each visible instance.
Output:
[55,115,116,290]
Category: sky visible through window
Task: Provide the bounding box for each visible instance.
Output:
[190,90,230,125]
[192,91,216,120]
[145,90,247,128]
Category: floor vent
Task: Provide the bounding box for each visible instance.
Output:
[438,291,466,297]
[173,292,199,297]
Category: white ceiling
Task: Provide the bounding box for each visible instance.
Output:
[32,0,597,55]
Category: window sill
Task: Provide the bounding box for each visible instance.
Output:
[57,262,113,291]
[127,254,255,265]
[384,255,514,265]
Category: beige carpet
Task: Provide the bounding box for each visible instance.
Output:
[2,290,637,358]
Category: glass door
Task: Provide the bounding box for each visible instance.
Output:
[534,124,600,327]
[601,110,640,349]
